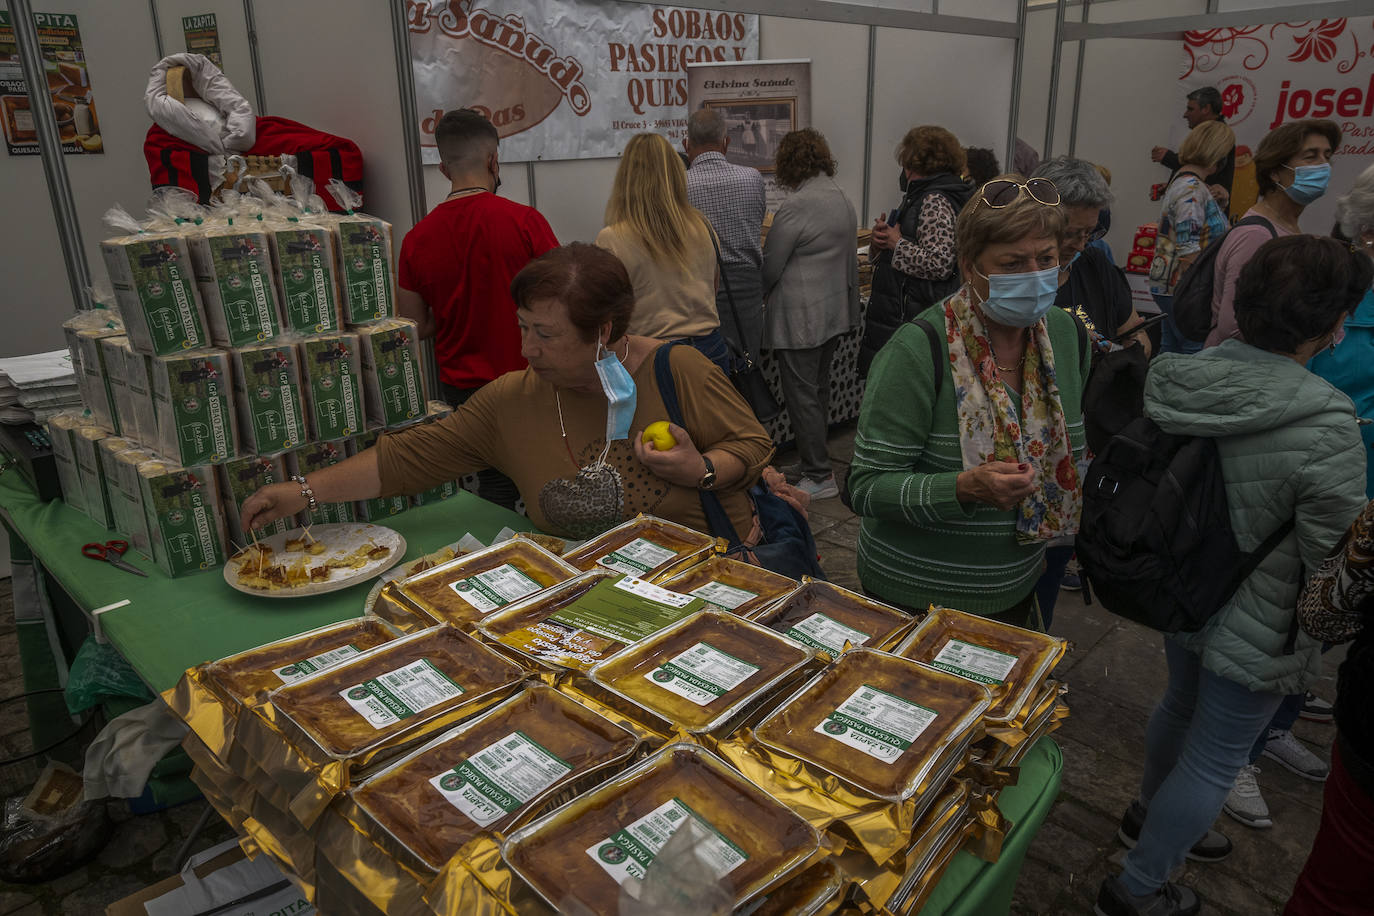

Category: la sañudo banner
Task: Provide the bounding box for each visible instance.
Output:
[1179,17,1374,231]
[407,0,760,164]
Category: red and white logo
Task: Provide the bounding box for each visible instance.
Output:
[1219,75,1258,125]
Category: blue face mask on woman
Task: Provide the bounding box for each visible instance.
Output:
[593,341,637,441]
[974,266,1060,328]
[1282,163,1331,206]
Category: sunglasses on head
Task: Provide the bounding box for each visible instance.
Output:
[978,177,1061,209]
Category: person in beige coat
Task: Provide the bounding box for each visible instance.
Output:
[762,128,860,499]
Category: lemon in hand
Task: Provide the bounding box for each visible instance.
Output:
[642,421,676,451]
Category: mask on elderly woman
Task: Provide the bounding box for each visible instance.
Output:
[1282,163,1331,206]
[974,266,1060,328]
[594,341,637,442]
[899,170,909,193]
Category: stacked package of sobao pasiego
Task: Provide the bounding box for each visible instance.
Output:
[164,514,1070,914]
[49,176,458,578]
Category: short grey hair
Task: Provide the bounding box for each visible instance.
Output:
[1031,156,1113,209]
[1337,162,1374,241]
[687,108,726,147]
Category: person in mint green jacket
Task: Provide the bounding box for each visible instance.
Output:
[849,175,1091,629]
[1098,235,1370,916]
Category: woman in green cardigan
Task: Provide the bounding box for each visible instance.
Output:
[848,175,1090,629]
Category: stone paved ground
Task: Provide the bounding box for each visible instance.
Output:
[0,425,1336,914]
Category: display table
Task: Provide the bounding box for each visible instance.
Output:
[0,471,527,694]
[0,469,1059,915]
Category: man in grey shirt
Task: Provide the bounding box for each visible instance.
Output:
[683,108,767,362]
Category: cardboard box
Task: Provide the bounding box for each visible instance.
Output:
[188,226,284,348]
[99,336,137,442]
[231,343,307,454]
[357,318,427,429]
[47,413,87,515]
[100,232,209,356]
[109,448,158,558]
[218,453,295,546]
[123,345,159,448]
[150,349,238,466]
[72,426,113,528]
[272,222,344,334]
[71,325,123,434]
[137,460,226,577]
[348,430,407,521]
[286,439,355,525]
[105,837,315,916]
[298,333,362,441]
[333,215,394,324]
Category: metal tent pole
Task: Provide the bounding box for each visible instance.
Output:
[861,25,876,225]
[389,0,427,226]
[1067,0,1090,157]
[1043,0,1067,160]
[1005,0,1027,175]
[8,0,92,310]
[242,0,267,114]
[147,0,164,59]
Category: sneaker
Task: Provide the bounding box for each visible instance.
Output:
[1095,875,1201,916]
[1299,691,1335,723]
[1116,800,1232,863]
[796,475,839,500]
[1262,729,1330,781]
[1061,570,1083,591]
[775,461,802,483]
[1222,764,1272,829]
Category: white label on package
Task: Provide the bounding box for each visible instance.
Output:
[784,612,871,655]
[646,642,760,707]
[815,684,938,764]
[586,797,748,887]
[687,580,758,610]
[339,659,464,729]
[613,575,698,608]
[597,538,678,575]
[930,639,1019,685]
[272,644,361,684]
[430,730,572,827]
[448,563,542,614]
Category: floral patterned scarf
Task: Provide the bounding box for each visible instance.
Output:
[943,287,1082,542]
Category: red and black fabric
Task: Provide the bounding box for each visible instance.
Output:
[144,115,364,212]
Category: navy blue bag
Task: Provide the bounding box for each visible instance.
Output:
[653,345,825,580]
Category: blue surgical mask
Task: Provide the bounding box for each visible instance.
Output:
[594,341,636,441]
[974,266,1060,328]
[1282,163,1331,205]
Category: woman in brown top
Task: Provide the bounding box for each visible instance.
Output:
[240,244,774,539]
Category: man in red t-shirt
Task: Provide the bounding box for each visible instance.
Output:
[398,108,558,508]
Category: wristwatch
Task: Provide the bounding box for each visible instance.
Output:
[698,455,717,490]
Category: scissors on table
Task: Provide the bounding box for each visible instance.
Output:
[82,540,147,577]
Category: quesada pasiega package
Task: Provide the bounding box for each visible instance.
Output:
[218,453,295,546]
[348,430,407,521]
[232,342,306,454]
[150,349,238,466]
[357,318,427,429]
[99,205,208,356]
[286,439,356,525]
[299,333,363,441]
[137,459,227,577]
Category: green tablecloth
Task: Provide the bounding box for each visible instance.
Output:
[921,736,1062,915]
[0,471,528,693]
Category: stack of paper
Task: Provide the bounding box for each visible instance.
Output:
[0,350,82,425]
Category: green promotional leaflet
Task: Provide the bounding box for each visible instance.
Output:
[548,576,705,644]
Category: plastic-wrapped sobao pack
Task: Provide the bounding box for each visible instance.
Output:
[149,349,238,466]
[231,342,306,454]
[218,453,295,546]
[187,195,284,348]
[286,439,355,525]
[99,205,208,356]
[136,459,226,577]
[299,332,362,441]
[323,180,394,325]
[357,318,426,429]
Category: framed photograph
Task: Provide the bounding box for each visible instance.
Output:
[703,98,796,173]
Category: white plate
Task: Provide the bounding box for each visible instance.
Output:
[224,523,407,599]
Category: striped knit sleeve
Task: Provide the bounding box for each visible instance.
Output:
[847,324,974,524]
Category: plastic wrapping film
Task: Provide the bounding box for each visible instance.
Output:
[188,192,284,348]
[99,201,209,356]
[323,179,396,326]
[248,627,527,828]
[562,514,725,582]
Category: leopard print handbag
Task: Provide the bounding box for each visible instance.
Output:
[1298,500,1374,643]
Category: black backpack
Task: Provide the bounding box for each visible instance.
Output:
[1169,215,1276,342]
[1076,416,1294,633]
